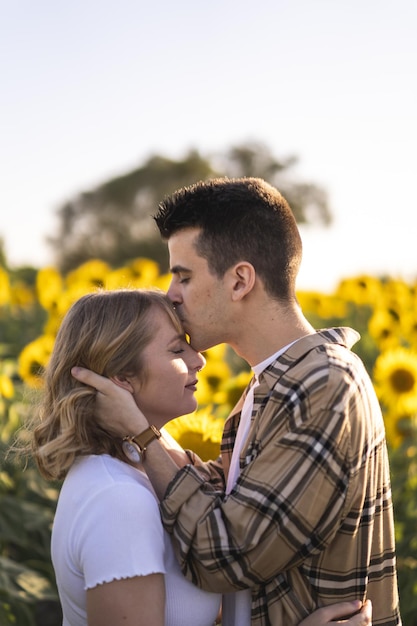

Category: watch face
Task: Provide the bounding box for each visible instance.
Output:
[122,440,142,464]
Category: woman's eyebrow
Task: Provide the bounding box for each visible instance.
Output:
[167,333,186,346]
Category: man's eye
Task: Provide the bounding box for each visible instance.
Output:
[172,348,185,354]
[179,277,190,284]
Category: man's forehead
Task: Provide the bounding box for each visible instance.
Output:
[169,253,209,274]
[168,229,202,266]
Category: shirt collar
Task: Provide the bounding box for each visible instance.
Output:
[252,339,299,378]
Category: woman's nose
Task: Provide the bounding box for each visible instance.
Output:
[198,352,206,370]
[195,352,206,372]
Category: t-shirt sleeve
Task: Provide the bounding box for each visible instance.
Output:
[72,482,166,590]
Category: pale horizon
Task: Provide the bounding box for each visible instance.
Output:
[1,0,416,292]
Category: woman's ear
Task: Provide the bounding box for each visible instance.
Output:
[110,375,135,393]
[229,262,256,301]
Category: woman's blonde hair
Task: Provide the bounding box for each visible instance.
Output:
[31,288,182,481]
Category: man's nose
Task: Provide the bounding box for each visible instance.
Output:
[167,280,181,304]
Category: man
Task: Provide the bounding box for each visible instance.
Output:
[73,178,399,625]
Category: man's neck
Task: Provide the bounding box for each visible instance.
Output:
[228,301,315,367]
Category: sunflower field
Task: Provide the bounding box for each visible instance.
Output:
[1,259,417,624]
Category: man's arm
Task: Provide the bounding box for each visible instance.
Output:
[161,427,225,488]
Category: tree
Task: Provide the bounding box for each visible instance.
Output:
[49,142,331,274]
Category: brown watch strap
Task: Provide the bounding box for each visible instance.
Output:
[131,425,161,451]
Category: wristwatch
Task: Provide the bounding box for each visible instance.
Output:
[122,425,161,463]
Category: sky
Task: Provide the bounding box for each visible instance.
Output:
[1,0,416,292]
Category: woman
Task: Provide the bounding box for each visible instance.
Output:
[30,289,371,626]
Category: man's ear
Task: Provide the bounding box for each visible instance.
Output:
[110,375,135,393]
[229,262,256,301]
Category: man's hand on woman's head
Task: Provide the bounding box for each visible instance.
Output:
[71,367,149,436]
[299,600,372,626]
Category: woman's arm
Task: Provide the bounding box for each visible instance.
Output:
[86,574,165,626]
[299,600,372,626]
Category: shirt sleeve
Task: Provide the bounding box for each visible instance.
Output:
[160,347,374,594]
[184,451,226,489]
[73,481,166,590]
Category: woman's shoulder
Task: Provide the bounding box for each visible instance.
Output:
[63,455,156,502]
[56,455,161,533]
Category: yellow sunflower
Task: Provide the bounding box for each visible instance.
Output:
[373,348,417,416]
[335,275,382,307]
[127,258,161,288]
[368,308,401,351]
[18,335,55,388]
[153,272,172,293]
[194,376,216,407]
[218,370,253,410]
[379,278,413,318]
[403,304,417,350]
[164,408,224,461]
[194,345,232,405]
[297,291,347,319]
[36,267,63,311]
[65,259,111,290]
[0,267,11,306]
[203,344,228,362]
[200,358,231,393]
[105,258,162,291]
[0,373,14,399]
[54,286,94,319]
[104,267,137,290]
[0,358,17,389]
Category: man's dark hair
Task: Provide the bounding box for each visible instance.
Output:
[154,177,302,301]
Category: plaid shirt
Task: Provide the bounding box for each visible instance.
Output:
[161,328,401,625]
